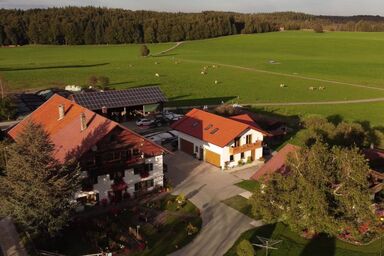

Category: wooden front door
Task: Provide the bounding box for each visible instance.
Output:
[251,149,255,161]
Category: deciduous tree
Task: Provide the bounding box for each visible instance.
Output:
[87,75,98,88]
[251,141,377,240]
[313,23,324,33]
[140,44,150,57]
[98,76,110,90]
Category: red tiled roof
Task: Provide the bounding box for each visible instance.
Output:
[363,148,384,161]
[171,109,265,148]
[8,94,165,163]
[251,144,300,181]
[229,114,270,136]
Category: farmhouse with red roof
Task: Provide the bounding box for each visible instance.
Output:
[8,94,167,205]
[171,109,268,169]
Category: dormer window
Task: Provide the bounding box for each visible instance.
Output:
[210,128,219,134]
[204,124,213,130]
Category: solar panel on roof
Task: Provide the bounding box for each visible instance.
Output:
[73,86,167,110]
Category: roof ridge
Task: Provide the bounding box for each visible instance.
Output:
[117,124,170,154]
[73,86,162,97]
[172,108,266,147]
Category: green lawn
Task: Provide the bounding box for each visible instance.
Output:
[225,223,384,256]
[235,180,261,192]
[222,195,254,219]
[257,101,384,127]
[221,180,260,219]
[2,31,384,125]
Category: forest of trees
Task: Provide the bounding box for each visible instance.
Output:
[1,7,384,45]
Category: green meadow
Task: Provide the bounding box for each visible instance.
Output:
[1,31,384,124]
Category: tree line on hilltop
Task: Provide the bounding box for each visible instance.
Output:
[1,7,384,45]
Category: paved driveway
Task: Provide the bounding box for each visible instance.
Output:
[165,152,262,256]
[0,217,28,256]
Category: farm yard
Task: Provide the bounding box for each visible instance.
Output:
[1,31,384,124]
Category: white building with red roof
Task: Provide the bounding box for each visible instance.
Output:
[8,94,167,206]
[171,109,268,169]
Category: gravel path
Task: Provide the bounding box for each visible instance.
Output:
[151,42,183,56]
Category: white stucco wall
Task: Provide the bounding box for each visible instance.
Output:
[123,155,164,197]
[94,174,113,202]
[83,155,164,203]
[178,128,264,169]
[224,129,264,168]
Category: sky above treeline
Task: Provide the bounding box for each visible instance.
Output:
[0,0,383,16]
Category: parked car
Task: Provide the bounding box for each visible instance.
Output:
[136,118,155,126]
[163,111,184,121]
[150,117,168,128]
[147,130,179,145]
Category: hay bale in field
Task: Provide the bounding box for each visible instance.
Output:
[280,83,286,88]
[201,71,206,75]
[155,73,160,77]
[309,86,316,90]
[214,80,219,84]
[319,86,325,90]
[155,62,159,65]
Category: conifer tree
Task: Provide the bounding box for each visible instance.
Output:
[0,122,81,237]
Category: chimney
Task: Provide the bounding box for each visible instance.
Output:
[58,104,65,120]
[80,112,87,131]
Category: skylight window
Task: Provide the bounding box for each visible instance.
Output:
[204,124,213,130]
[210,128,219,134]
[192,122,198,127]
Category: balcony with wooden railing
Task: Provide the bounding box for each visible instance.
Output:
[229,141,262,155]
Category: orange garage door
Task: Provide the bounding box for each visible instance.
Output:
[205,149,221,167]
[180,138,194,155]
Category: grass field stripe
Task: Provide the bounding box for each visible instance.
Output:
[179,58,384,92]
[246,97,384,106]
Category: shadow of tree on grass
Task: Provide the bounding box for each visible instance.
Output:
[0,62,109,72]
